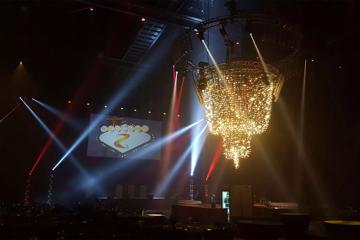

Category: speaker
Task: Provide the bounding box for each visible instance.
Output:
[230,185,253,218]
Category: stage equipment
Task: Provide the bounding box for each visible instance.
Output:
[173,14,302,168]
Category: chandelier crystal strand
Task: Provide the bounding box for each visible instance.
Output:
[196,60,282,168]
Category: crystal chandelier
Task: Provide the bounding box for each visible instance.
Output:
[195,60,283,168]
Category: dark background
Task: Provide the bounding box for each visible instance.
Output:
[0,0,359,209]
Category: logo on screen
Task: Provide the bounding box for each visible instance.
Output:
[98,123,153,157]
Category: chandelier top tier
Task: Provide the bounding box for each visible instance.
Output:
[173,14,302,76]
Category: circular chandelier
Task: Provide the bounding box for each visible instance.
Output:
[173,13,302,168]
[195,60,283,168]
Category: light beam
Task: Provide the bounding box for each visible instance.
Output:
[19,98,94,187]
[32,98,82,130]
[155,124,208,196]
[205,142,222,182]
[76,119,204,192]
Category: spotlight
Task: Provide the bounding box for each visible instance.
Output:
[86,102,90,106]
[177,114,180,118]
[120,107,124,110]
[67,100,71,104]
[104,105,107,108]
[162,112,166,116]
[89,7,94,11]
[195,28,205,41]
[236,41,240,45]
[19,61,23,65]
[311,59,315,62]
[134,109,137,112]
[148,110,152,114]
[141,17,146,22]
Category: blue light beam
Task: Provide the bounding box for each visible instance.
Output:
[190,70,207,176]
[19,97,103,193]
[155,124,208,196]
[53,68,157,170]
[52,29,180,170]
[78,119,204,191]
[32,98,83,130]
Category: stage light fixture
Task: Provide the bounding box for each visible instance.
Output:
[148,110,151,114]
[141,17,146,22]
[19,61,23,65]
[86,102,90,106]
[67,100,71,104]
[196,28,205,41]
[120,107,124,110]
[104,105,107,108]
